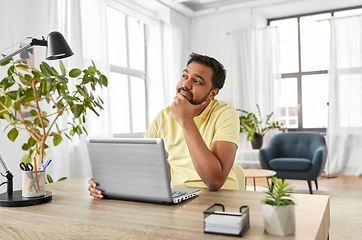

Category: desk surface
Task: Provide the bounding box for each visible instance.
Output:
[0,178,330,239]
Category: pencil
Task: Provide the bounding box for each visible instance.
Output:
[33,151,40,189]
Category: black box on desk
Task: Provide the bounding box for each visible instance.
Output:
[204,203,250,237]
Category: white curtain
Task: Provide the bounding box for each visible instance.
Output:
[47,1,182,180]
[229,27,281,155]
[47,0,110,180]
[146,21,183,123]
[327,15,362,176]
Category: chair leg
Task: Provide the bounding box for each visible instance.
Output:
[315,180,318,190]
[307,181,313,194]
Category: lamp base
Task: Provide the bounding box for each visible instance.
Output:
[0,190,52,207]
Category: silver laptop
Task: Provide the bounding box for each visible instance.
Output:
[86,137,200,204]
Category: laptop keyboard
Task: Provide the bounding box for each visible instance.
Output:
[172,191,186,198]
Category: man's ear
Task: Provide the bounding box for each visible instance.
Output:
[209,88,219,100]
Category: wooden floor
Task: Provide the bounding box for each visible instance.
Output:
[245,172,362,193]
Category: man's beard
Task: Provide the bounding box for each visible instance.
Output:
[177,87,212,105]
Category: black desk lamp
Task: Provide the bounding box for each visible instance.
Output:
[0,31,74,64]
[0,31,73,206]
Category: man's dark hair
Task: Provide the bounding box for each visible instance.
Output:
[186,52,227,90]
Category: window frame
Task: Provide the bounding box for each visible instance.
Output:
[268,5,362,133]
[107,7,148,133]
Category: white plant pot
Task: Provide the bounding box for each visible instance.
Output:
[262,204,295,236]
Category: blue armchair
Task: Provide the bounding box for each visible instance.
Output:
[259,132,328,194]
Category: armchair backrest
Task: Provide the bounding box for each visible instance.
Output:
[268,132,327,159]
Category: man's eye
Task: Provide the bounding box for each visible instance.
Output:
[182,75,187,79]
[195,80,202,85]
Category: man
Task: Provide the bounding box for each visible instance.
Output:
[89,53,240,199]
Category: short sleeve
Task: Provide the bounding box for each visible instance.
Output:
[213,107,240,146]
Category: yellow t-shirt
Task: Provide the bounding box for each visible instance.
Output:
[145,99,240,190]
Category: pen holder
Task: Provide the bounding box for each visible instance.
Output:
[22,170,46,197]
[204,203,250,237]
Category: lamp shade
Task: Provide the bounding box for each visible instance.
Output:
[45,31,74,60]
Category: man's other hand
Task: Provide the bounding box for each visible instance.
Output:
[88,178,104,199]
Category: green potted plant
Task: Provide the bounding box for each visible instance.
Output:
[261,177,295,236]
[237,104,287,149]
[0,58,108,181]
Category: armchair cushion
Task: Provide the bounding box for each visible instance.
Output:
[269,158,311,171]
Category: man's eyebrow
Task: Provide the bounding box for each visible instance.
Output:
[182,69,206,84]
[194,74,205,84]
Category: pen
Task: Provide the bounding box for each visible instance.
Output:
[33,152,40,189]
[38,159,52,180]
[40,159,52,171]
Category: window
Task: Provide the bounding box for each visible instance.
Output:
[107,7,147,134]
[269,6,362,131]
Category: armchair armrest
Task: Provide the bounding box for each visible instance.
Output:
[309,146,328,179]
[259,147,275,170]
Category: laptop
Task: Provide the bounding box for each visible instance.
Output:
[86,137,201,204]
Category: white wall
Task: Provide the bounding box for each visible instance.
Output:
[169,9,191,65]
[190,8,263,105]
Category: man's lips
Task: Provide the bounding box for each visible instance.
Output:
[179,89,193,100]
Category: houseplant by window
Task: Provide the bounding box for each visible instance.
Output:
[0,59,108,181]
[261,177,295,236]
[237,104,287,149]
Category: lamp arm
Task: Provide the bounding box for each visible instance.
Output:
[0,154,13,196]
[0,37,47,64]
[0,43,32,64]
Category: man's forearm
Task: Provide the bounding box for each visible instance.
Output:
[179,118,228,190]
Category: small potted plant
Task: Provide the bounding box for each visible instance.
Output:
[237,104,287,149]
[261,177,295,236]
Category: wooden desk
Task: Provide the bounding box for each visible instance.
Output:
[0,178,329,239]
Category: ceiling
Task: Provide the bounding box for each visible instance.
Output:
[174,0,254,11]
[155,0,304,17]
[123,0,362,18]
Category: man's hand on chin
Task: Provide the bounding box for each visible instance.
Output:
[171,92,206,126]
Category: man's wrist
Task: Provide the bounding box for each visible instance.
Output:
[179,117,195,129]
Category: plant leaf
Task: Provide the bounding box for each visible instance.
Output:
[69,68,82,78]
[7,128,19,142]
[16,64,30,72]
[30,109,38,116]
[56,75,68,83]
[4,76,15,90]
[47,174,53,183]
[100,74,108,87]
[0,59,11,66]
[21,154,31,163]
[73,105,83,119]
[57,177,67,182]
[60,60,66,75]
[53,134,63,146]
[3,113,15,124]
[42,62,56,76]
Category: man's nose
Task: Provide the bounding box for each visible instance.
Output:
[182,78,193,90]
